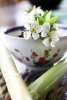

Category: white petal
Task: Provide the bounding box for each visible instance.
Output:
[54,30,61,37]
[53,24,58,30]
[24,31,31,39]
[51,31,59,37]
[32,33,39,40]
[36,25,43,33]
[52,36,59,42]
[41,31,47,37]
[27,12,35,22]
[43,22,50,32]
[50,42,55,47]
[31,7,44,16]
[31,21,39,28]
[24,24,30,30]
[36,8,44,16]
[51,31,56,36]
[43,38,50,46]
[30,9,36,15]
[50,35,59,47]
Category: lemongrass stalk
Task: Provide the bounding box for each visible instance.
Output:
[0,35,33,100]
[28,58,67,100]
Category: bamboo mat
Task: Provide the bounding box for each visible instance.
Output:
[0,69,67,100]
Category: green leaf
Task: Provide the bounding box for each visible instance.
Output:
[49,16,58,24]
[38,10,48,24]
[45,11,52,21]
[34,14,40,20]
[38,17,45,25]
[50,26,56,31]
[43,10,49,18]
[26,8,32,13]
[38,10,48,25]
[21,31,24,37]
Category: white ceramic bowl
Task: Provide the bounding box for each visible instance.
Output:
[4,24,67,68]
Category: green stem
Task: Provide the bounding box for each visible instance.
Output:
[28,58,67,100]
[0,35,33,100]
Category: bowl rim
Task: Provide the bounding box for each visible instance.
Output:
[4,23,67,40]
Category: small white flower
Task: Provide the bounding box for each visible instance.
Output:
[43,38,50,47]
[24,7,44,24]
[53,23,58,30]
[43,22,50,32]
[32,33,39,40]
[51,31,59,42]
[24,21,42,40]
[24,13,35,24]
[34,7,44,16]
[50,31,59,47]
[24,31,31,39]
[21,7,59,47]
[41,22,59,47]
[41,22,50,37]
[37,8,44,16]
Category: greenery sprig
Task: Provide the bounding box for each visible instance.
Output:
[21,6,59,47]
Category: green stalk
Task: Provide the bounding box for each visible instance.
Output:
[0,35,33,100]
[28,58,67,100]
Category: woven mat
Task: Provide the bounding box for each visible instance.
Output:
[0,69,67,100]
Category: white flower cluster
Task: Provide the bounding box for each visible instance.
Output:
[22,7,59,47]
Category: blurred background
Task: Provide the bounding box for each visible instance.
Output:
[0,0,67,31]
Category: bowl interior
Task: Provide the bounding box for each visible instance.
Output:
[5,24,67,37]
[5,26,25,37]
